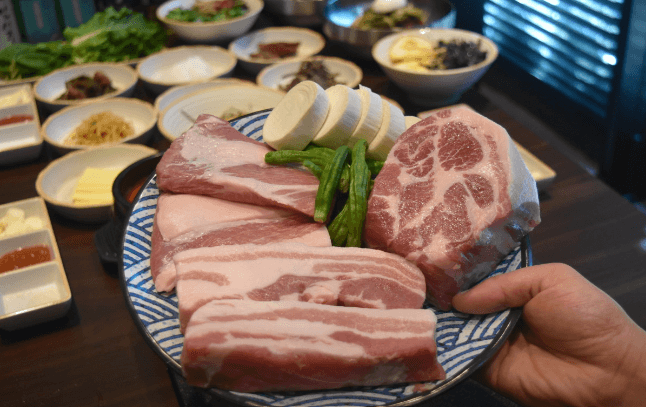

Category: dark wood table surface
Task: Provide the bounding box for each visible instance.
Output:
[2,31,646,407]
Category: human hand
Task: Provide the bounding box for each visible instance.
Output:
[452,263,646,407]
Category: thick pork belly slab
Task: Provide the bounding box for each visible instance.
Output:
[364,106,540,310]
[155,193,294,242]
[174,242,427,331]
[151,206,331,292]
[181,300,445,392]
[156,114,319,217]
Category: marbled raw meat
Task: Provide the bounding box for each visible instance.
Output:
[364,106,540,310]
[181,300,445,392]
[174,242,427,331]
[151,196,330,292]
[156,114,319,217]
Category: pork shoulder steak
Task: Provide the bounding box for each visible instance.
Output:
[364,106,540,310]
[181,300,445,392]
[156,114,319,217]
[174,242,427,331]
[151,194,330,292]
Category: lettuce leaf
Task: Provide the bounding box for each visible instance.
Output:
[0,42,74,80]
[64,7,167,64]
[0,7,166,80]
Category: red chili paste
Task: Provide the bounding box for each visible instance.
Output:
[0,244,53,273]
[0,115,33,127]
[126,178,148,203]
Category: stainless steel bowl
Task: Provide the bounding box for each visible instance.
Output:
[263,0,327,26]
[323,0,456,59]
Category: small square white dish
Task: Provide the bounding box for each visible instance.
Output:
[0,196,48,240]
[0,85,43,166]
[0,197,71,331]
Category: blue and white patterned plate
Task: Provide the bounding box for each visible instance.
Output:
[119,110,528,407]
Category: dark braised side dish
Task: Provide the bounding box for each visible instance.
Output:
[250,42,300,59]
[280,60,342,92]
[439,40,488,69]
[57,71,116,100]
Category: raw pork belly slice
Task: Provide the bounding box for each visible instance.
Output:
[174,242,427,331]
[156,114,319,217]
[151,211,331,292]
[364,106,540,310]
[181,300,445,392]
[155,193,294,241]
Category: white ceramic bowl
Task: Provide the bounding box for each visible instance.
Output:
[154,78,253,112]
[158,84,285,141]
[256,56,363,92]
[33,63,138,113]
[136,46,237,96]
[372,28,498,107]
[35,145,158,224]
[229,27,326,74]
[0,84,43,166]
[156,0,264,44]
[0,197,71,330]
[41,98,158,156]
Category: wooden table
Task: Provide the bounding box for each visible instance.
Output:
[1,44,645,407]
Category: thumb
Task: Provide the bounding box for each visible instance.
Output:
[452,263,578,314]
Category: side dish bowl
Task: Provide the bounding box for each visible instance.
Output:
[156,0,264,44]
[372,28,498,106]
[41,98,158,156]
[35,145,158,224]
[324,0,456,59]
[154,78,253,113]
[229,26,326,74]
[158,84,285,141]
[256,55,363,91]
[33,63,138,113]
[136,46,237,96]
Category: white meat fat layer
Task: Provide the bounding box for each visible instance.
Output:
[178,258,416,290]
[156,194,292,242]
[187,319,435,358]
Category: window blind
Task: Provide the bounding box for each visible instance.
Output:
[482,0,624,117]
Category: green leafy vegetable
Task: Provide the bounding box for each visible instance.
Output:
[166,0,248,22]
[0,42,73,80]
[64,7,167,64]
[351,5,427,30]
[0,7,167,80]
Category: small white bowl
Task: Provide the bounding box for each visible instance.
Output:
[158,84,285,141]
[154,78,253,112]
[0,197,71,331]
[156,0,264,44]
[0,84,43,166]
[35,145,158,224]
[256,56,363,91]
[372,28,498,107]
[33,63,138,113]
[229,26,326,74]
[41,98,158,156]
[136,45,237,96]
